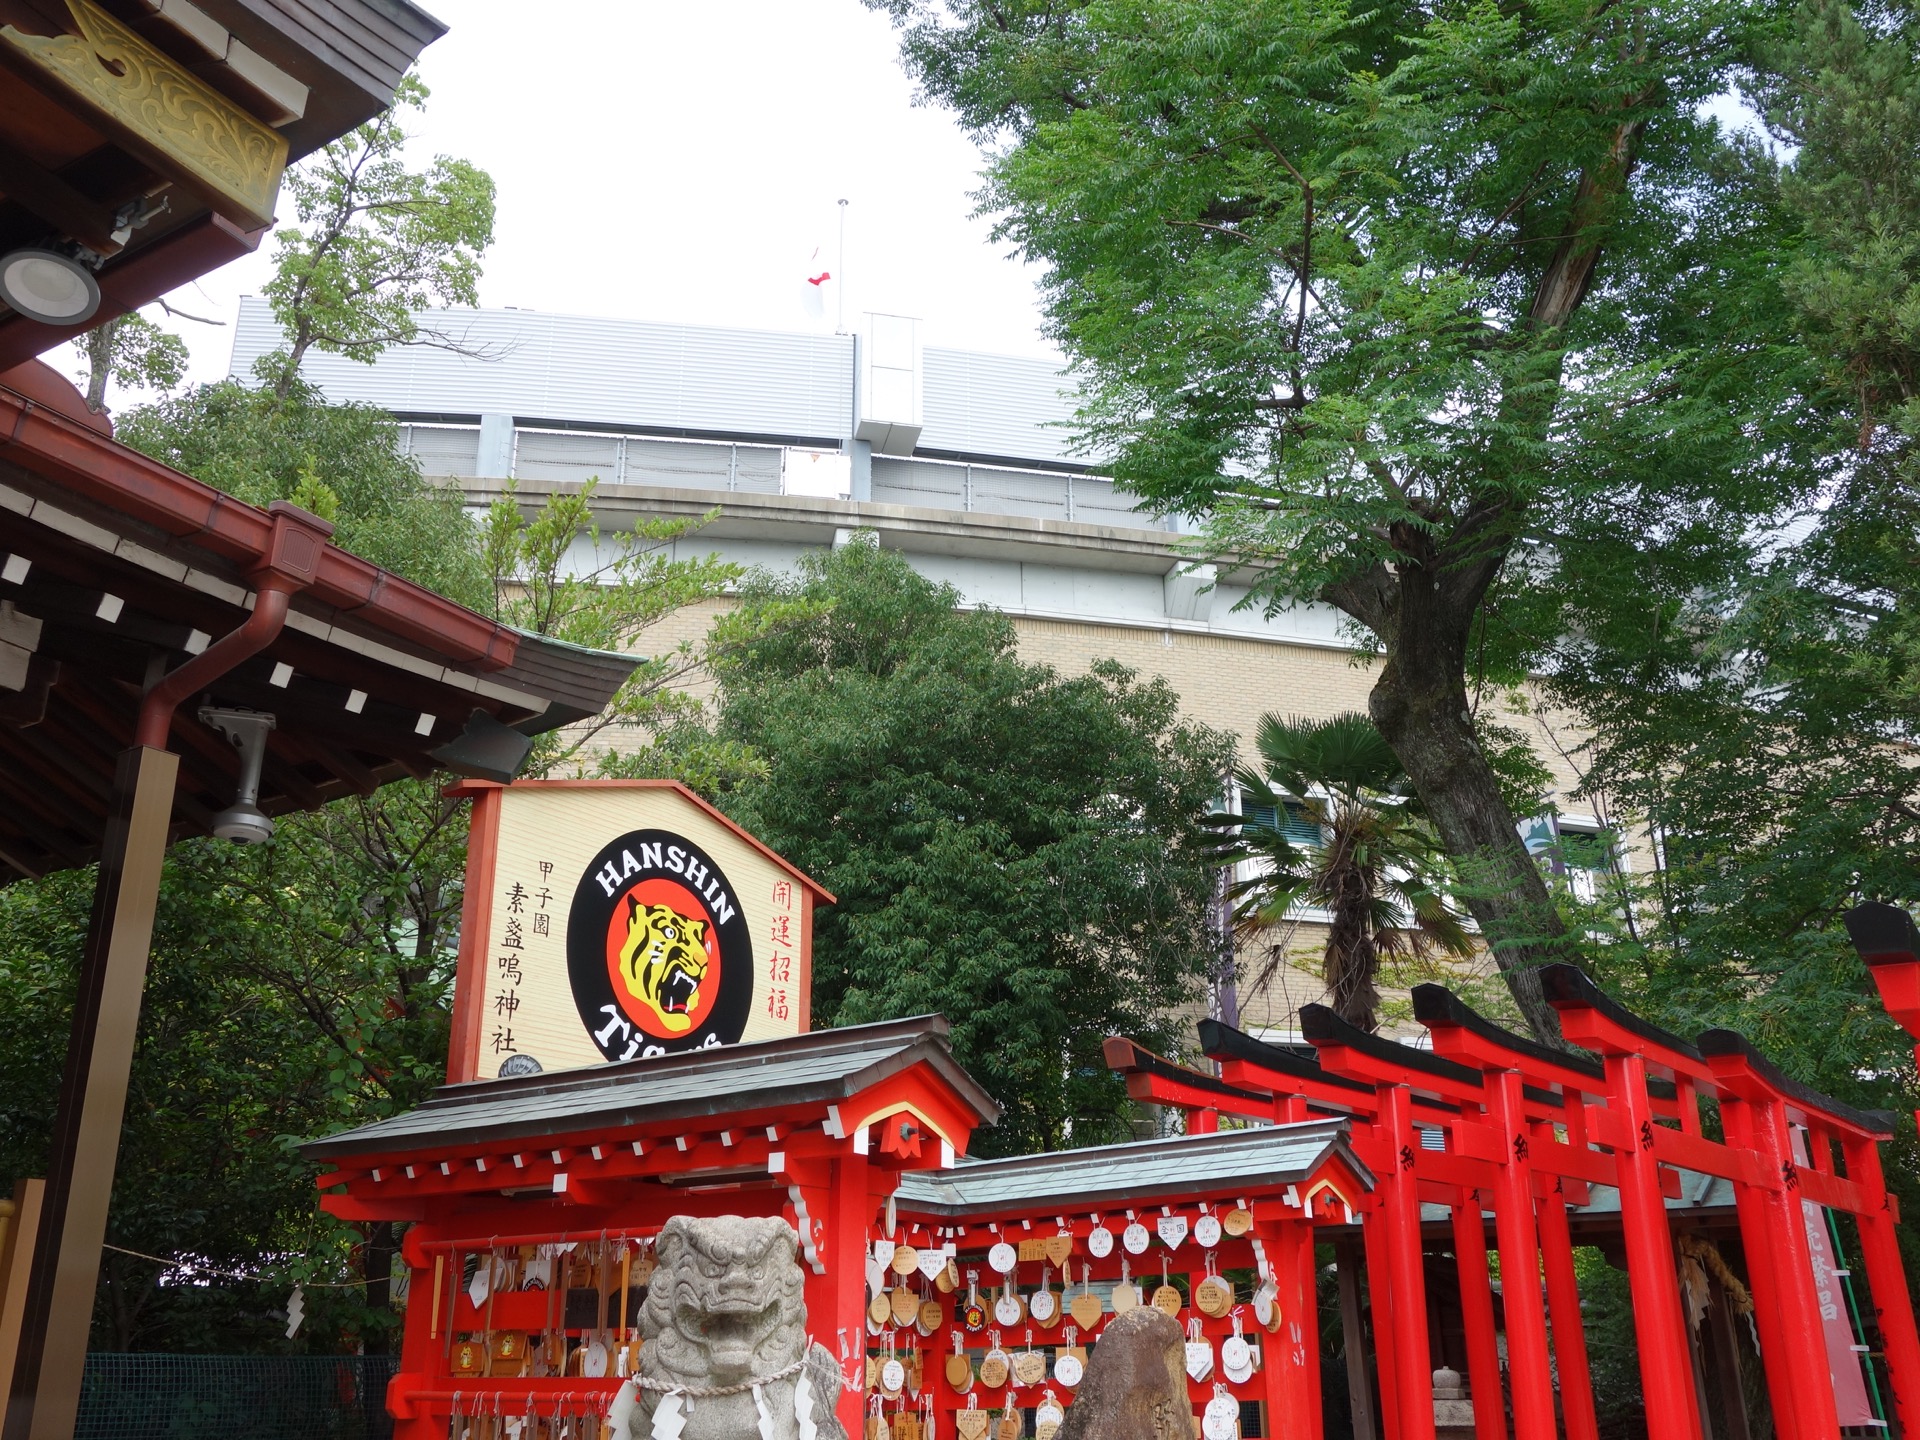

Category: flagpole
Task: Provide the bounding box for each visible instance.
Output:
[836,198,848,335]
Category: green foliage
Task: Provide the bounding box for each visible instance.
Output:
[1207,713,1472,1031]
[479,482,758,780]
[69,310,188,413]
[116,378,489,611]
[864,0,1827,1038]
[704,541,1232,1153]
[259,73,496,390]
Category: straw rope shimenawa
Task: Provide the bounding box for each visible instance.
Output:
[629,1354,811,1398]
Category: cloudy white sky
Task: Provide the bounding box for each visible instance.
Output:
[130,0,1058,399]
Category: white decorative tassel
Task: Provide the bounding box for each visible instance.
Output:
[794,1369,819,1440]
[649,1393,685,1440]
[606,1377,639,1440]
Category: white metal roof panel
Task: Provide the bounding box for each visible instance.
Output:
[917,348,1087,465]
[231,299,856,442]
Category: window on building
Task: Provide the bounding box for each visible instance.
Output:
[1241,797,1324,847]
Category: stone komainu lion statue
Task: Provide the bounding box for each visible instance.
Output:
[607,1215,845,1440]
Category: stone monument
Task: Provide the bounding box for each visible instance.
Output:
[1057,1306,1192,1440]
[606,1215,846,1440]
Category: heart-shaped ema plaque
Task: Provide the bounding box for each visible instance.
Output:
[1086,1227,1114,1259]
[956,1410,990,1440]
[1013,1350,1046,1387]
[1156,1214,1190,1250]
[1070,1292,1103,1328]
[1042,1235,1073,1267]
[1185,1339,1215,1382]
[892,1287,920,1326]
[919,1248,949,1282]
[988,1242,1018,1275]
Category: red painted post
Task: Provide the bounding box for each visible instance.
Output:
[1712,1098,1810,1440]
[1363,1196,1404,1440]
[1482,1071,1556,1440]
[1604,1052,1703,1440]
[1749,1102,1844,1440]
[1262,1213,1322,1438]
[1534,1174,1598,1440]
[1448,1192,1506,1440]
[1843,1134,1920,1437]
[1380,1085,1437,1440]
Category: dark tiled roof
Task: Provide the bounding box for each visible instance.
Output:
[302,1015,999,1163]
[893,1119,1372,1216]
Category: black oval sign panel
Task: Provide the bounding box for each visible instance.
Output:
[567,828,753,1060]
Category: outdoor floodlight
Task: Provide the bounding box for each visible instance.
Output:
[0,248,101,326]
[199,706,277,844]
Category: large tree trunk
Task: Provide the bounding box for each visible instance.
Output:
[1368,645,1568,1042]
[1329,521,1572,1045]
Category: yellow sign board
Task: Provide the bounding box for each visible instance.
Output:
[447,781,827,1082]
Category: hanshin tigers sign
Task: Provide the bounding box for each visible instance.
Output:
[446,781,829,1081]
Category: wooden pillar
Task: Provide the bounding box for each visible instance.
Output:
[4,747,179,1440]
[1363,1198,1403,1440]
[1380,1085,1436,1440]
[1449,1193,1505,1440]
[1606,1051,1704,1440]
[1844,1134,1920,1438]
[1483,1071,1555,1440]
[1336,1237,1380,1440]
[1703,1272,1753,1440]
[1534,1179,1598,1440]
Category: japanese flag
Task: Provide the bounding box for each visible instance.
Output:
[801,247,832,319]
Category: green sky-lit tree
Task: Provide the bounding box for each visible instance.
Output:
[261,73,496,396]
[864,0,1825,1040]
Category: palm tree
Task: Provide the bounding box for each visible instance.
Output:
[1205,712,1473,1032]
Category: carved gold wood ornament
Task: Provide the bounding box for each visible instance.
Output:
[0,0,287,230]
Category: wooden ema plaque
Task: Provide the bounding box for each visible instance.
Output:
[446,780,830,1081]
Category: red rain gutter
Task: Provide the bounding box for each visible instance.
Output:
[0,380,519,671]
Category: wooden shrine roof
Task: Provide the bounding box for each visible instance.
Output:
[893,1118,1373,1217]
[0,0,445,369]
[0,361,639,879]
[301,1014,1002,1164]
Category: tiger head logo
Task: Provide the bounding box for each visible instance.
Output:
[615,897,710,1035]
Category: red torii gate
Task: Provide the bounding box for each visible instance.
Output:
[1107,964,1920,1440]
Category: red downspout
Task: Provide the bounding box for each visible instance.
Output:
[132,502,333,750]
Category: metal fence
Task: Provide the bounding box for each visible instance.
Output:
[77,1354,396,1440]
